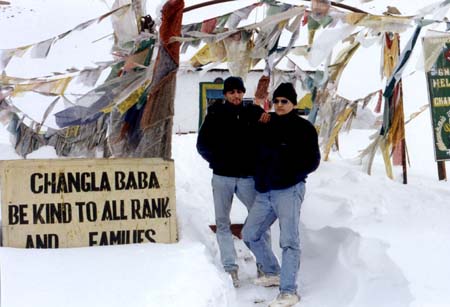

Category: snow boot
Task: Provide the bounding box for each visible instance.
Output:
[253,274,280,287]
[256,263,264,278]
[229,270,240,288]
[268,292,300,307]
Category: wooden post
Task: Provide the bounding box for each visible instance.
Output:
[183,0,368,13]
[131,0,144,33]
[437,161,447,181]
[401,138,407,184]
[398,81,408,184]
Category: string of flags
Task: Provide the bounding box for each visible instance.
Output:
[0,0,449,178]
[0,4,131,72]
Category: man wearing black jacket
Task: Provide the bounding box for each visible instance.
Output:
[197,76,269,288]
[242,82,320,306]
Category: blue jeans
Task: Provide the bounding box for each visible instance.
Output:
[212,174,263,272]
[242,182,305,294]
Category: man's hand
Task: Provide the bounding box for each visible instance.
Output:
[258,112,270,123]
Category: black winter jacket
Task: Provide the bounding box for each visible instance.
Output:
[197,101,264,177]
[254,110,320,193]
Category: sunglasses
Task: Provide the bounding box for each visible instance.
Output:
[273,98,290,105]
[226,89,244,94]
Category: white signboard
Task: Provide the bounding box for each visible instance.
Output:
[0,158,177,248]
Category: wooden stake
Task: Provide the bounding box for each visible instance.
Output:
[398,80,408,184]
[437,161,447,181]
[401,138,407,184]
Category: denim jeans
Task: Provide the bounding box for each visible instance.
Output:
[242,182,305,294]
[211,174,259,272]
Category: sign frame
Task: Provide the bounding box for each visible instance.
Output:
[198,82,224,128]
[423,34,450,162]
[0,157,178,248]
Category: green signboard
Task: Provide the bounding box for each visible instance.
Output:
[423,35,450,161]
[198,82,224,128]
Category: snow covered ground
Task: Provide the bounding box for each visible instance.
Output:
[2,0,450,307]
[1,128,450,307]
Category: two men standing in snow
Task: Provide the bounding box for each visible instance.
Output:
[197,77,320,306]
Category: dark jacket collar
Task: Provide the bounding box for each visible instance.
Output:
[271,109,297,120]
[224,100,243,109]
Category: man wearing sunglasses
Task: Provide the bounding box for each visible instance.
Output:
[197,76,270,288]
[243,82,320,306]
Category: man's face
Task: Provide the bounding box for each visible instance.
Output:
[273,97,295,115]
[224,89,245,105]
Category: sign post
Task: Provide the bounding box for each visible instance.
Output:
[423,34,450,180]
[0,158,178,248]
